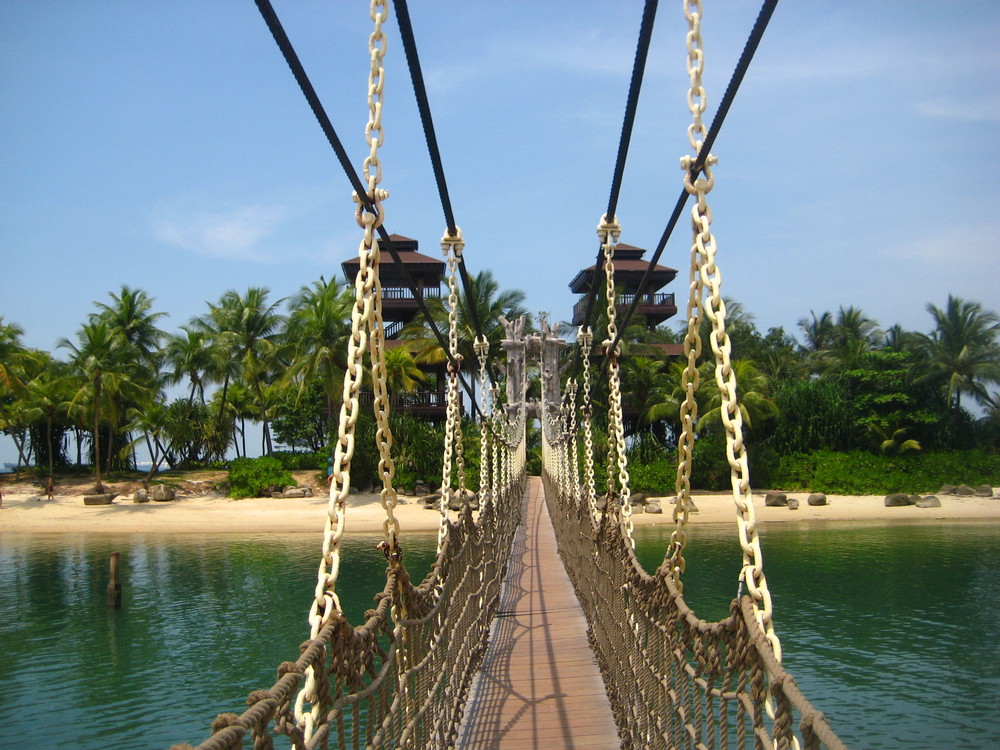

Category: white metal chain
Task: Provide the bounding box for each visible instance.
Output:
[475,336,492,515]
[678,0,783,669]
[437,229,466,552]
[578,327,597,523]
[598,215,634,544]
[298,2,393,739]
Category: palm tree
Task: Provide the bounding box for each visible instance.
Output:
[196,288,285,454]
[59,320,145,492]
[164,326,218,407]
[403,270,530,373]
[383,347,425,397]
[0,316,34,394]
[92,285,166,366]
[917,295,1000,412]
[23,356,74,479]
[832,305,880,347]
[284,277,353,410]
[124,401,172,488]
[694,359,779,436]
[883,323,921,354]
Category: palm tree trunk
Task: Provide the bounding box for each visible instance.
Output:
[46,417,54,479]
[11,429,30,480]
[93,378,103,492]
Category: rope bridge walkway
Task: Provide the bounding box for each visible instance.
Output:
[171,1,849,748]
[456,477,618,749]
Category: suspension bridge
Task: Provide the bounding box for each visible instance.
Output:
[170,1,847,747]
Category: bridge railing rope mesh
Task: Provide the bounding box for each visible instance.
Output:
[539,437,845,750]
[171,437,525,750]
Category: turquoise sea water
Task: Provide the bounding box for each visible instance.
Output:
[1,522,998,749]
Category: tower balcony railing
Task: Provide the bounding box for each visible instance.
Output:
[571,291,676,326]
[381,286,442,300]
[357,389,457,416]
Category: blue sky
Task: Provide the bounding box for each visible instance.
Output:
[2,2,998,354]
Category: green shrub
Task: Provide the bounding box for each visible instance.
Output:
[228,456,295,499]
[269,450,326,471]
[626,458,676,495]
[768,449,1000,494]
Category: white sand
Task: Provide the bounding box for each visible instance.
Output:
[1,482,997,534]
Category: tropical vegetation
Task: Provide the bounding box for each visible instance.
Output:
[2,279,999,496]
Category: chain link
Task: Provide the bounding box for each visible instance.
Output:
[677,0,783,675]
[578,327,598,524]
[437,229,466,552]
[598,215,634,545]
[299,2,395,739]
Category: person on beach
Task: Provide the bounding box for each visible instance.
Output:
[45,476,54,500]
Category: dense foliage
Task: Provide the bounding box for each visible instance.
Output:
[2,280,999,496]
[227,456,295,499]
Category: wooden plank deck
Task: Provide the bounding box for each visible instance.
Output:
[457,477,620,749]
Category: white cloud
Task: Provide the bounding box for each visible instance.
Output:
[888,221,1000,265]
[152,203,286,262]
[915,94,1000,123]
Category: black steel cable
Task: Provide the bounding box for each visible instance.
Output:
[600,0,780,373]
[393,0,493,386]
[574,0,660,346]
[253,0,481,414]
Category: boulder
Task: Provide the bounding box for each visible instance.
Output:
[628,492,647,506]
[787,498,800,510]
[271,491,285,498]
[421,493,442,505]
[133,489,149,504]
[955,484,975,496]
[151,485,175,502]
[915,496,941,508]
[83,494,114,506]
[807,493,827,506]
[644,502,663,514]
[283,488,307,498]
[884,493,912,507]
[349,486,359,495]
[938,484,956,495]
[974,485,993,497]
[908,495,922,505]
[414,482,430,495]
[764,491,788,507]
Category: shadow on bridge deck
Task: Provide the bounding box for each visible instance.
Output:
[457,477,620,749]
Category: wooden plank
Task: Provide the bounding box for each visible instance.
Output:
[457,477,620,749]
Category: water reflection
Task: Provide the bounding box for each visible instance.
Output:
[1,523,997,749]
[631,521,1000,750]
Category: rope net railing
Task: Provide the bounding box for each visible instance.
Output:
[171,455,525,750]
[170,2,529,746]
[536,2,845,747]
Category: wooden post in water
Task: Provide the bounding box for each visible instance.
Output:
[107,552,122,608]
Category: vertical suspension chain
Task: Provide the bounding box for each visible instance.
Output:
[566,379,580,504]
[437,228,466,552]
[578,327,598,522]
[678,0,782,665]
[475,336,493,515]
[598,214,634,544]
[299,0,391,739]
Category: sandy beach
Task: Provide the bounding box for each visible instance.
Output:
[1,474,998,534]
